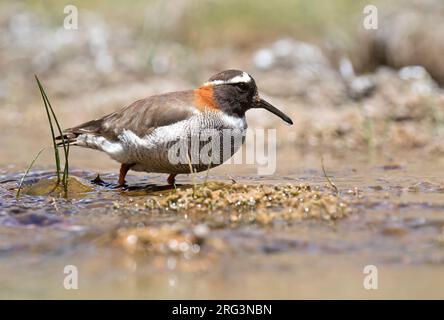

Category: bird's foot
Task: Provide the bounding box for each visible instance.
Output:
[117,181,127,189]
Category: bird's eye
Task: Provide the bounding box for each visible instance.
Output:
[236,83,248,90]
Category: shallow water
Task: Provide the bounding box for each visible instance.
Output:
[1,149,444,299]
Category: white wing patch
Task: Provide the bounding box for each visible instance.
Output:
[203,72,252,86]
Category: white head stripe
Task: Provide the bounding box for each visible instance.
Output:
[203,72,252,86]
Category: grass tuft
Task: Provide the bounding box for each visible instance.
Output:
[16,148,45,199]
[321,156,339,195]
[35,75,70,197]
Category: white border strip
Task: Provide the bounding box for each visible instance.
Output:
[203,72,252,86]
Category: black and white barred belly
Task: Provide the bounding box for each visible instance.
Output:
[83,110,247,174]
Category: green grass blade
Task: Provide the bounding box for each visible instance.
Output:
[35,75,61,183]
[16,148,45,199]
[40,81,68,155]
[35,75,70,197]
[321,156,339,195]
[40,79,70,194]
[63,143,70,196]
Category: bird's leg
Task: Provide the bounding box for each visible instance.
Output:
[167,173,177,186]
[118,163,134,187]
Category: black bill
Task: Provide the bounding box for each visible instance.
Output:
[256,98,293,125]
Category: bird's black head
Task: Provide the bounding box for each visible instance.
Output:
[204,69,293,125]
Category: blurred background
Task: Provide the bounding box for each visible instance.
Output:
[2,0,444,300]
[1,0,444,172]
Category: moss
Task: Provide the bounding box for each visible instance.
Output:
[114,182,351,224]
[21,176,93,198]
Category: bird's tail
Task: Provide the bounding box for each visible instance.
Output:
[55,132,78,147]
[55,118,104,147]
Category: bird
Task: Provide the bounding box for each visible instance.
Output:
[56,69,293,187]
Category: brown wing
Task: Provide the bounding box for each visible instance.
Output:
[59,90,196,143]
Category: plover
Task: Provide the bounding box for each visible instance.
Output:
[57,70,293,186]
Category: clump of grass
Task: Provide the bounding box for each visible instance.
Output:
[321,156,339,195]
[35,75,70,196]
[16,148,45,199]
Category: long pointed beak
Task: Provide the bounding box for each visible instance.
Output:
[255,98,293,125]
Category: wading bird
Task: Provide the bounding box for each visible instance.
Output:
[57,70,293,186]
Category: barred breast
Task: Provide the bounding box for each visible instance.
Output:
[103,110,247,174]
